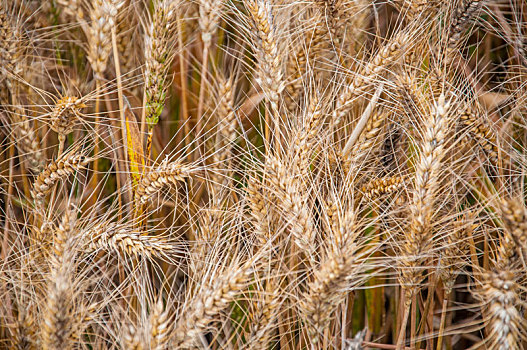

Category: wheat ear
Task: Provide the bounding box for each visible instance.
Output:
[143,0,177,157]
[172,264,253,348]
[396,94,451,349]
[149,299,171,350]
[11,116,45,173]
[333,31,409,125]
[362,176,406,200]
[448,0,483,51]
[399,93,451,292]
[501,198,527,261]
[41,209,77,350]
[85,222,181,262]
[266,155,317,261]
[31,150,93,205]
[246,277,281,349]
[300,211,364,345]
[245,0,284,146]
[135,160,198,204]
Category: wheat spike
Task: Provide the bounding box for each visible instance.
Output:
[41,209,78,350]
[399,93,451,294]
[85,222,181,262]
[172,264,253,348]
[246,0,283,117]
[31,150,92,204]
[135,160,198,204]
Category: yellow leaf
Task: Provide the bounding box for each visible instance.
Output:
[124,99,145,191]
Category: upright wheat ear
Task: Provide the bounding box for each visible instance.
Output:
[284,10,326,112]
[211,77,237,188]
[266,155,317,261]
[501,198,527,259]
[123,324,143,350]
[41,209,77,350]
[479,270,525,350]
[11,309,37,350]
[87,0,113,80]
[12,117,45,173]
[143,0,177,151]
[458,103,499,166]
[300,211,365,344]
[172,265,253,348]
[0,6,24,90]
[246,0,284,146]
[246,0,282,113]
[56,0,84,22]
[292,95,323,181]
[246,278,281,349]
[399,94,451,293]
[149,300,171,350]
[247,177,274,245]
[472,201,526,350]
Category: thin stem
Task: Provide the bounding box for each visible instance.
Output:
[265,107,270,154]
[396,295,411,350]
[111,24,132,212]
[177,15,189,149]
[436,293,450,350]
[196,43,210,152]
[410,294,417,349]
[57,134,65,157]
[90,79,102,206]
[111,26,128,172]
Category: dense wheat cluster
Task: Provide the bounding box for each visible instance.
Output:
[1,0,527,349]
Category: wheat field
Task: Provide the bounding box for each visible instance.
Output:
[0,0,526,349]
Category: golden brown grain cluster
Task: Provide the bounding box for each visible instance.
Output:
[1,0,526,349]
